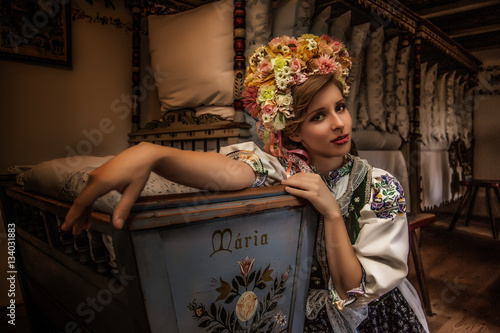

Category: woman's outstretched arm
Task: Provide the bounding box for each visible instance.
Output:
[62,142,255,234]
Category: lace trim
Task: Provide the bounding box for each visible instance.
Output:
[305,289,368,332]
[328,269,367,310]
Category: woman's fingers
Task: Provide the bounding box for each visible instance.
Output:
[112,177,149,230]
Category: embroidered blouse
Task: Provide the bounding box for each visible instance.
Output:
[220,142,428,332]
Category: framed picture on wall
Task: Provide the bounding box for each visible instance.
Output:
[0,0,72,68]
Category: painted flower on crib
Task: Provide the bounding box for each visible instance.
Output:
[235,291,258,322]
[188,259,292,332]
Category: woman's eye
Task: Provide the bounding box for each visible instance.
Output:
[336,104,346,112]
[311,113,325,122]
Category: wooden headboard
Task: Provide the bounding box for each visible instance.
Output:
[127,0,252,148]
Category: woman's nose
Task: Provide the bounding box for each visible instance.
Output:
[330,113,344,131]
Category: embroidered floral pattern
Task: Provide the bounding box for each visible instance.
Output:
[370,174,406,219]
[312,155,354,192]
[188,258,292,332]
[226,150,268,187]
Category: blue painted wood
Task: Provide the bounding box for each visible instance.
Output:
[132,203,318,332]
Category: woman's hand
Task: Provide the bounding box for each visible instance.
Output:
[281,173,342,221]
[62,142,158,234]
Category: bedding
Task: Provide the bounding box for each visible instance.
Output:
[19,156,199,215]
[148,0,235,115]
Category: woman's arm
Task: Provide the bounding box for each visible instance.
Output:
[281,173,362,299]
[62,142,255,234]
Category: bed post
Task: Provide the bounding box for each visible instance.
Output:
[233,0,246,123]
[131,0,141,131]
[410,30,422,213]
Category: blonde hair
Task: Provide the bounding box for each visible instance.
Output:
[282,73,345,150]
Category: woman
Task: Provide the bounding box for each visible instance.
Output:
[63,34,429,332]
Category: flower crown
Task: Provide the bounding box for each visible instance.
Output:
[242,34,352,137]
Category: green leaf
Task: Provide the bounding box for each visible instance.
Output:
[210,303,217,317]
[248,271,256,285]
[232,279,239,292]
[199,319,211,328]
[236,275,245,287]
[225,294,237,304]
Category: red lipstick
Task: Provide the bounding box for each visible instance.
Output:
[332,134,349,144]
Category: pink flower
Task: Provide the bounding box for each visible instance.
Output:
[284,36,299,48]
[242,87,259,117]
[238,257,255,277]
[262,103,277,116]
[331,40,343,53]
[258,59,273,76]
[320,34,333,43]
[236,291,258,322]
[269,37,283,47]
[317,54,337,75]
[289,58,301,73]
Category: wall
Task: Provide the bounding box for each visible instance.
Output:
[0,0,133,308]
[471,47,500,181]
[0,1,133,172]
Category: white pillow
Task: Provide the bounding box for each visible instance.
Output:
[365,26,385,131]
[328,11,351,45]
[383,36,399,132]
[310,6,331,36]
[22,156,199,214]
[148,0,234,113]
[246,0,273,59]
[394,45,411,140]
[272,0,315,37]
[346,22,370,130]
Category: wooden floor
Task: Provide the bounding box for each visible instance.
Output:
[2,202,499,333]
[407,202,500,333]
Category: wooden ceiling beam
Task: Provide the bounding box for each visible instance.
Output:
[420,0,500,19]
[448,23,500,38]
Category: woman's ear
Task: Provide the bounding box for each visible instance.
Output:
[288,133,302,143]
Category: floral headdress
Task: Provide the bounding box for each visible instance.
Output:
[242,34,352,173]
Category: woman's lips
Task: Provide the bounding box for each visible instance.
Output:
[332,134,349,144]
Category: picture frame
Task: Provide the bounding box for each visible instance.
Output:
[0,0,72,68]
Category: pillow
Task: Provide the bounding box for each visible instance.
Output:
[394,45,411,140]
[357,79,370,129]
[328,11,351,45]
[22,156,199,214]
[148,0,234,113]
[272,0,315,37]
[346,22,370,130]
[353,129,402,150]
[365,26,386,131]
[246,0,273,59]
[310,6,331,36]
[383,36,399,132]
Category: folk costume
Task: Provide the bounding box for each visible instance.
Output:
[229,34,430,332]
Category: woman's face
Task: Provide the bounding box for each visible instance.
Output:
[289,82,352,168]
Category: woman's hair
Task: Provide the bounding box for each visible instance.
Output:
[281,73,345,150]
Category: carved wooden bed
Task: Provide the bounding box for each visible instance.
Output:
[0,0,481,331]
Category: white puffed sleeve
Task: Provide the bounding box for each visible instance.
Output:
[219,142,287,187]
[351,168,409,307]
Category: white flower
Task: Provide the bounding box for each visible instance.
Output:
[276,94,293,107]
[282,45,290,53]
[276,79,288,90]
